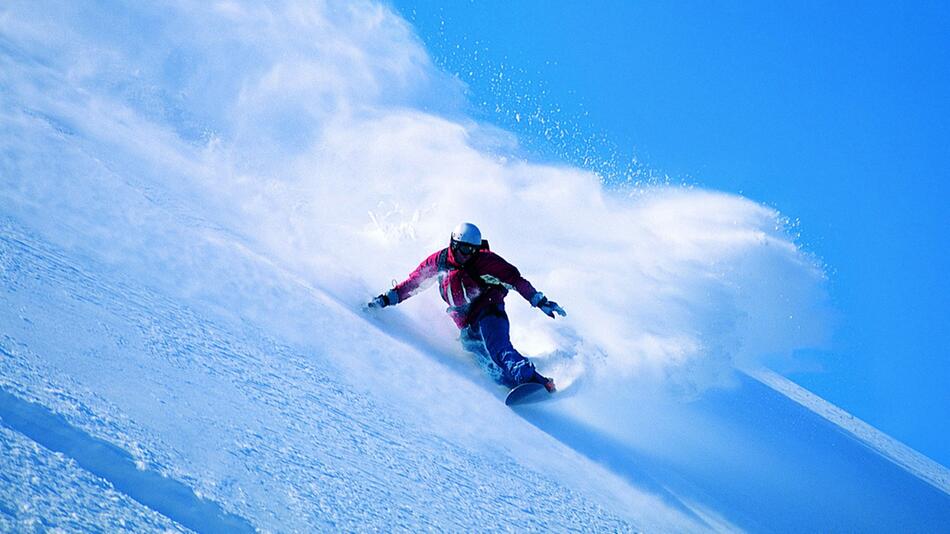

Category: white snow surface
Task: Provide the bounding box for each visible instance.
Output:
[1,1,948,532]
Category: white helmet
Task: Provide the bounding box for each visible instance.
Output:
[450,222,482,246]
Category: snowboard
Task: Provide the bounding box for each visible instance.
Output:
[505,382,551,406]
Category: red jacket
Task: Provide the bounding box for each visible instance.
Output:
[393,244,538,328]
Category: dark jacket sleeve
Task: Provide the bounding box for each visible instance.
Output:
[476,252,538,302]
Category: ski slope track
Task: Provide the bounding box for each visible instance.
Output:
[2,1,949,532]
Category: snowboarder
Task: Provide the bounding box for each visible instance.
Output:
[367,222,566,392]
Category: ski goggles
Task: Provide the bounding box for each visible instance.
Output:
[452,242,479,255]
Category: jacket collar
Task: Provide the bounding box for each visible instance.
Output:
[447,245,479,268]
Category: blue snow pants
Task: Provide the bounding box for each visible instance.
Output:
[460,304,538,388]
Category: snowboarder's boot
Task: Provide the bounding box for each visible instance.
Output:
[534,372,556,392]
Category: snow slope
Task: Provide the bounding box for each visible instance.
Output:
[1,1,948,532]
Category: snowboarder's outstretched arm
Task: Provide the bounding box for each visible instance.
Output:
[366,250,441,309]
[477,253,567,319]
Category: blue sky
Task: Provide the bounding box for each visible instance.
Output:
[391,1,949,464]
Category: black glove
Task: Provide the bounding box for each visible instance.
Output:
[531,292,567,319]
[367,289,398,309]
